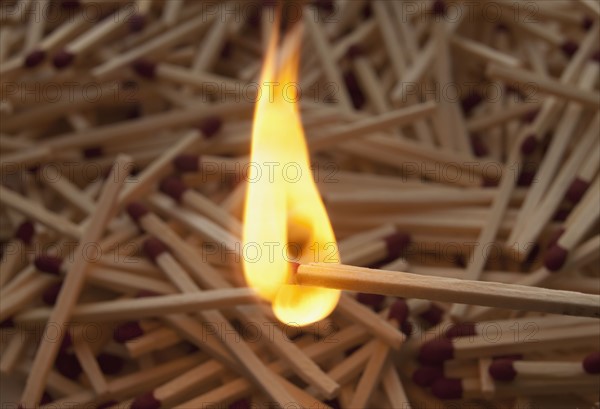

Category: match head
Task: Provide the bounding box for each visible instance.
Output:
[431,378,463,400]
[34,255,63,275]
[488,358,517,381]
[412,365,444,387]
[560,40,579,58]
[355,292,386,310]
[142,237,169,263]
[60,0,80,9]
[470,134,488,157]
[343,70,365,109]
[52,50,75,69]
[173,154,200,172]
[126,202,149,223]
[113,321,144,343]
[581,16,593,31]
[445,322,476,339]
[82,146,104,159]
[565,177,590,204]
[196,116,223,138]
[55,352,82,379]
[430,0,447,16]
[388,299,409,325]
[128,14,146,32]
[132,59,157,79]
[418,338,454,365]
[229,399,251,409]
[42,281,63,305]
[96,401,119,409]
[97,353,124,375]
[345,44,365,60]
[24,50,46,68]
[384,232,411,259]
[159,176,189,203]
[520,134,538,155]
[583,352,600,374]
[15,220,35,244]
[460,92,483,116]
[419,303,444,326]
[517,168,536,187]
[544,244,569,272]
[131,392,160,409]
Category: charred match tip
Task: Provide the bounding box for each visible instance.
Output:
[142,237,169,263]
[132,59,157,79]
[15,220,35,244]
[24,49,46,68]
[431,378,463,400]
[461,92,483,115]
[55,352,82,380]
[128,14,146,32]
[113,321,144,343]
[470,134,488,157]
[196,116,223,138]
[131,392,160,409]
[159,176,188,202]
[52,49,75,69]
[97,353,124,375]
[173,154,200,172]
[560,40,579,58]
[430,0,447,16]
[488,358,517,381]
[520,134,538,155]
[583,352,600,374]
[388,299,409,325]
[418,338,454,365]
[346,44,365,60]
[384,232,411,259]
[126,202,149,223]
[82,146,104,159]
[42,281,63,306]
[445,322,476,339]
[34,255,63,275]
[355,293,386,310]
[544,244,569,272]
[419,303,444,326]
[565,177,590,204]
[412,365,444,387]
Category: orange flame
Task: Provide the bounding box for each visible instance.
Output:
[242,21,340,326]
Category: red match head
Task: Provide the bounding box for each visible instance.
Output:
[583,351,600,374]
[128,14,146,32]
[142,237,169,263]
[159,176,188,203]
[412,365,444,387]
[42,281,63,305]
[132,59,157,79]
[173,154,201,172]
[34,255,63,275]
[565,178,590,204]
[52,50,75,69]
[97,353,124,375]
[418,338,454,365]
[544,244,569,272]
[196,116,223,138]
[445,322,476,339]
[55,352,82,380]
[431,378,463,400]
[419,303,444,326]
[24,50,46,68]
[126,202,149,223]
[388,298,409,325]
[131,392,160,409]
[355,293,386,310]
[520,134,538,155]
[384,232,411,259]
[488,358,517,381]
[113,321,144,343]
[15,220,35,244]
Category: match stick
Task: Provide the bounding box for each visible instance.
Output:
[489,352,600,381]
[20,155,132,407]
[0,220,34,288]
[294,263,600,318]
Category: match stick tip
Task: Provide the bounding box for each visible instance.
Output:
[15,220,35,244]
[431,378,463,400]
[82,146,104,159]
[128,14,147,32]
[470,134,488,157]
[142,237,169,263]
[159,176,188,202]
[195,116,223,138]
[419,303,444,326]
[583,352,600,374]
[34,255,63,275]
[290,262,300,276]
[488,358,517,381]
[97,353,125,375]
[520,134,538,155]
[131,391,161,409]
[388,299,409,325]
[24,50,46,68]
[55,352,82,380]
[543,244,568,272]
[52,50,75,69]
[126,202,149,223]
[132,59,157,79]
[560,40,579,58]
[418,338,454,365]
[412,365,444,387]
[173,154,200,172]
[565,177,590,204]
[384,232,411,259]
[42,281,63,305]
[114,321,144,343]
[445,322,476,339]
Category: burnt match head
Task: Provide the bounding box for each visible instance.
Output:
[488,358,517,381]
[418,338,454,365]
[384,232,411,259]
[126,202,149,223]
[445,322,476,339]
[520,134,538,155]
[131,391,160,409]
[583,351,600,374]
[142,237,169,263]
[132,59,157,79]
[412,365,444,387]
[34,255,63,275]
[196,116,223,138]
[42,281,63,305]
[544,244,568,272]
[24,50,46,68]
[52,50,75,69]
[173,154,200,172]
[431,378,463,400]
[15,220,35,244]
[113,321,144,343]
[159,176,188,203]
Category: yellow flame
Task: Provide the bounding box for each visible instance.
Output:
[242,21,340,326]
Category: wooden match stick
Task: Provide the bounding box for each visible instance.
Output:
[294,263,600,318]
[0,220,34,289]
[20,155,132,407]
[489,352,600,381]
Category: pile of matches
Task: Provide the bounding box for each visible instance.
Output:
[1,0,600,408]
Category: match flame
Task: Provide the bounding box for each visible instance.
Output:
[242,22,340,326]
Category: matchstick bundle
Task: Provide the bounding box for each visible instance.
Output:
[1,1,599,408]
